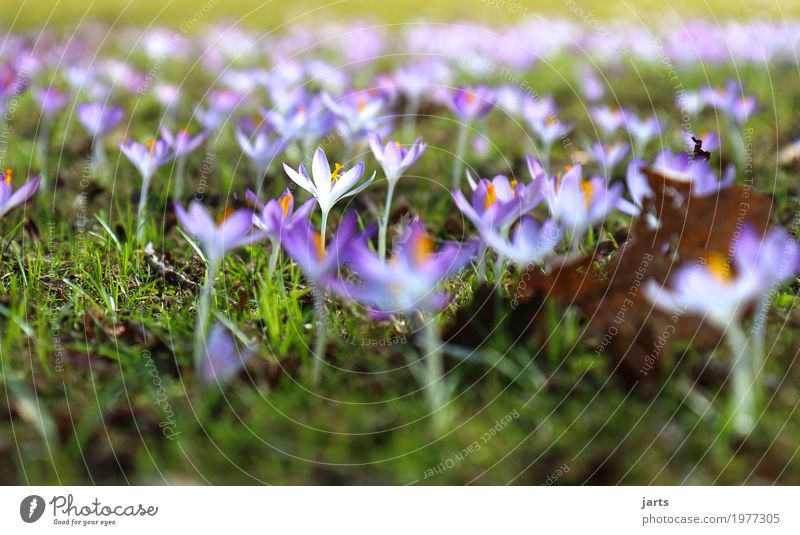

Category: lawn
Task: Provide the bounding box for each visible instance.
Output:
[1,9,799,485]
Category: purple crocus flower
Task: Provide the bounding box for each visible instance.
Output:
[251,188,316,243]
[322,89,388,142]
[332,220,475,317]
[0,63,28,112]
[161,127,207,157]
[645,225,800,435]
[119,139,175,181]
[449,86,495,122]
[33,87,68,119]
[453,172,542,234]
[531,158,623,247]
[481,216,561,266]
[702,81,758,124]
[199,323,254,385]
[265,95,333,149]
[235,127,285,179]
[76,102,124,139]
[368,133,427,184]
[650,150,734,197]
[627,114,662,151]
[195,90,242,132]
[0,169,40,218]
[591,106,630,138]
[684,131,720,153]
[646,225,800,329]
[281,210,360,284]
[590,141,630,173]
[175,201,264,266]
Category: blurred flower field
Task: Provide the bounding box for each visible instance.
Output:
[1,3,800,485]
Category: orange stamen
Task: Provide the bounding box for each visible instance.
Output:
[279,193,292,217]
[412,234,433,266]
[331,163,344,182]
[705,252,732,284]
[484,183,497,209]
[4,168,12,186]
[216,206,235,226]
[312,231,326,260]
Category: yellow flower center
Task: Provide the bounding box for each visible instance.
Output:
[146,139,157,159]
[465,92,476,105]
[356,98,367,112]
[413,234,433,266]
[331,163,344,183]
[705,252,732,284]
[4,168,12,185]
[216,206,235,226]
[581,180,595,205]
[484,183,497,209]
[279,193,292,217]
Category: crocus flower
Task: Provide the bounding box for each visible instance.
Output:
[76,102,124,139]
[449,86,495,122]
[195,90,242,132]
[119,139,174,182]
[33,87,68,119]
[161,127,207,157]
[701,81,757,124]
[684,130,720,153]
[591,106,630,138]
[251,188,316,275]
[627,114,662,152]
[160,127,207,200]
[368,132,428,259]
[453,172,543,234]
[368,133,427,184]
[531,159,623,248]
[175,201,263,266]
[283,146,374,239]
[280,210,360,285]
[235,127,285,180]
[590,141,630,173]
[0,169,40,218]
[322,89,388,144]
[265,94,333,150]
[525,114,573,170]
[199,323,254,385]
[645,226,800,435]
[481,216,561,266]
[649,150,734,197]
[334,220,475,318]
[449,86,495,189]
[176,200,264,370]
[0,63,28,115]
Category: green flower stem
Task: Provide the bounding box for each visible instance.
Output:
[378,180,397,260]
[451,121,469,190]
[724,321,756,436]
[173,154,187,201]
[193,258,218,370]
[420,316,448,432]
[267,241,281,278]
[311,287,328,385]
[136,173,154,242]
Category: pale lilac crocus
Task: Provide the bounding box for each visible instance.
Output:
[532,158,623,250]
[322,89,388,149]
[368,132,427,259]
[684,130,720,153]
[0,169,40,218]
[161,126,207,200]
[251,188,316,275]
[0,63,27,118]
[76,102,124,175]
[627,114,662,153]
[283,146,374,243]
[650,150,734,197]
[645,226,800,435]
[199,323,254,385]
[591,106,630,138]
[265,94,333,151]
[590,141,630,174]
[235,127,285,182]
[450,86,495,189]
[175,201,264,369]
[525,114,573,172]
[481,216,561,267]
[702,81,758,124]
[120,139,175,241]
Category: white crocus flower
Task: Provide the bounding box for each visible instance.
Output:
[283,146,374,239]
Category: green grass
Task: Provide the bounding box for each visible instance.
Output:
[1,47,800,485]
